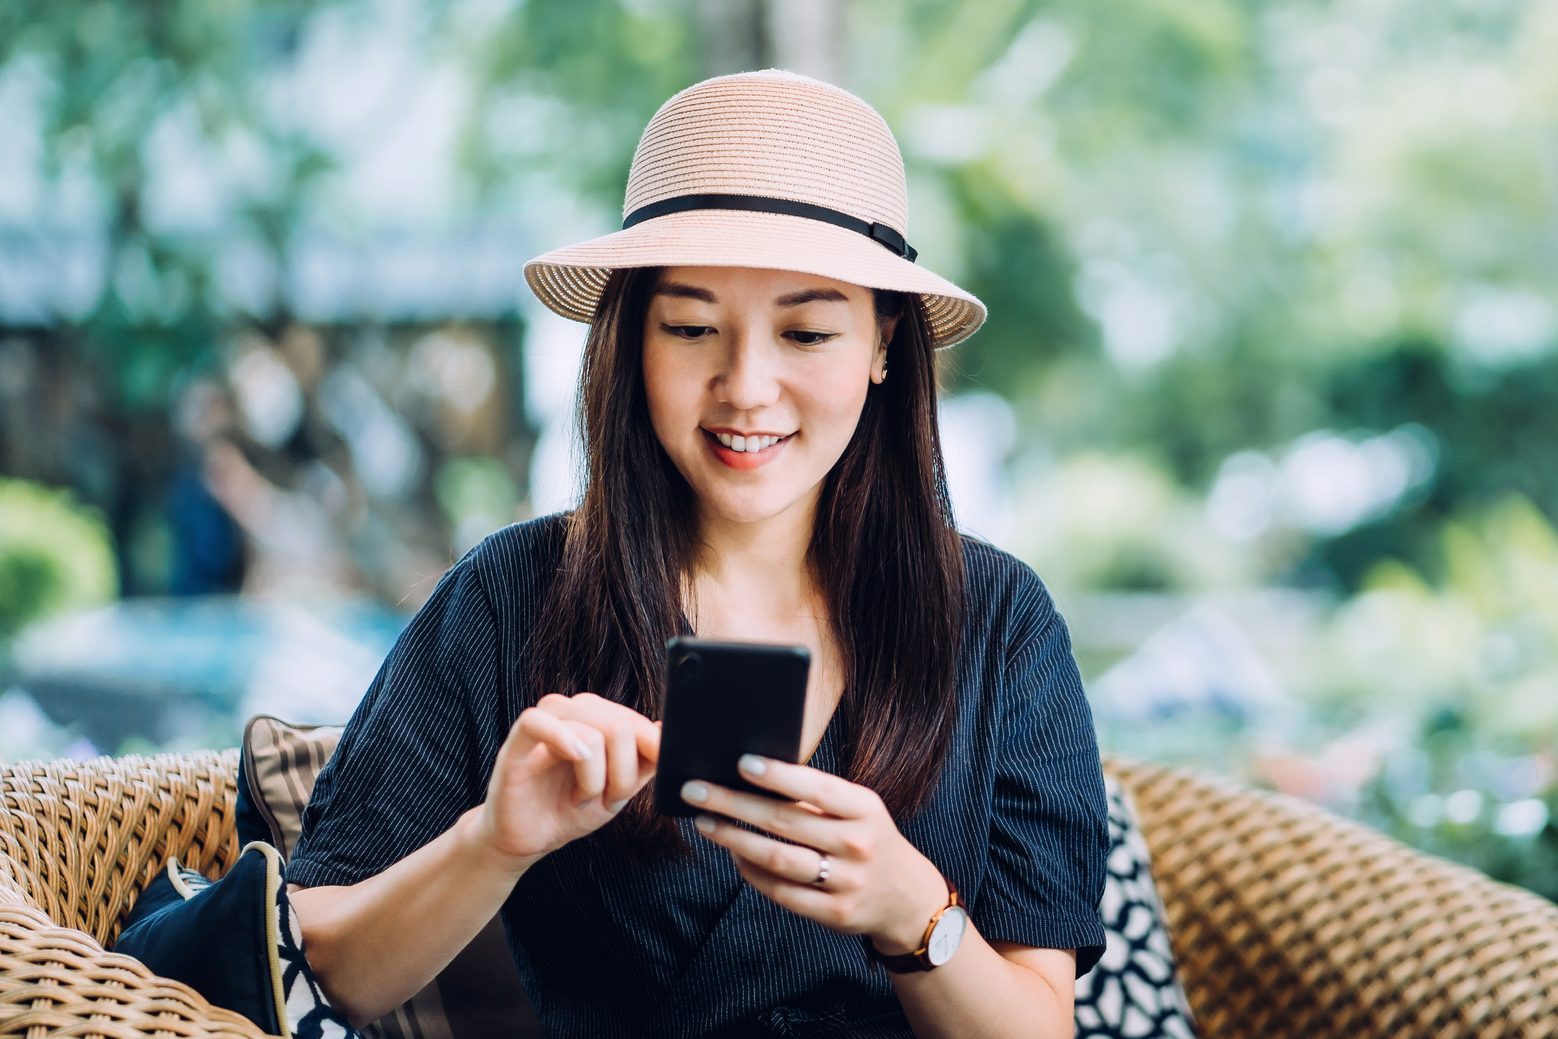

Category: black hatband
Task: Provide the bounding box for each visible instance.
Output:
[622,193,917,262]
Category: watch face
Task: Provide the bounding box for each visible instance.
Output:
[926,905,969,966]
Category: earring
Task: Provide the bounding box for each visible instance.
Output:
[880,363,888,382]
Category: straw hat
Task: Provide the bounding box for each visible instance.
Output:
[522,69,987,349]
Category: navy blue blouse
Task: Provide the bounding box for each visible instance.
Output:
[287,513,1109,1037]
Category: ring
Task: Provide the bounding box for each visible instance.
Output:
[813,852,831,886]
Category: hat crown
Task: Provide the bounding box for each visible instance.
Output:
[624,69,909,238]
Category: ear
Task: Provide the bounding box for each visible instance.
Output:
[873,314,899,381]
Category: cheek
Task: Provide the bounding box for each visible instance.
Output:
[641,343,693,437]
[805,366,871,433]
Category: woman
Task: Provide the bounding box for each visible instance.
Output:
[287,69,1109,1038]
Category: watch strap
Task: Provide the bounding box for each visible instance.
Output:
[863,877,960,973]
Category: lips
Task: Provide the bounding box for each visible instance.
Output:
[701,428,792,470]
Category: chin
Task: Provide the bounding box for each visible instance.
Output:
[695,485,813,527]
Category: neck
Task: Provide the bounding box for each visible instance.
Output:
[688,493,821,621]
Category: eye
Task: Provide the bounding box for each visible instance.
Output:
[785,330,838,346]
[662,324,713,339]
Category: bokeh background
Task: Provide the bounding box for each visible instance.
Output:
[2,0,1554,901]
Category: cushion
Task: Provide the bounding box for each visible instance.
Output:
[240,716,344,859]
[241,715,540,1039]
[1074,776,1199,1038]
[114,840,355,1038]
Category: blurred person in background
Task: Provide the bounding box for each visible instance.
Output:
[166,377,247,596]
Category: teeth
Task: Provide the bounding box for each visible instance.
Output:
[712,432,785,452]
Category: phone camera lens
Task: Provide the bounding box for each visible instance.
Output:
[675,652,703,684]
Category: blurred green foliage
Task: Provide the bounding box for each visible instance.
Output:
[0,479,118,640]
[1,0,329,410]
[1318,495,1558,900]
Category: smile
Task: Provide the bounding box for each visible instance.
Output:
[701,428,793,470]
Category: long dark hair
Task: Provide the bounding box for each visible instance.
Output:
[527,266,965,857]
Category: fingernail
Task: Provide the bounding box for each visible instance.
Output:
[694,814,716,834]
[608,799,629,813]
[572,739,593,760]
[681,781,708,804]
[738,754,766,775]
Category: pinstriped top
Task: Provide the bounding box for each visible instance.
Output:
[287,512,1109,1038]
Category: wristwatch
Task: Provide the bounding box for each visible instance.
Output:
[863,876,969,972]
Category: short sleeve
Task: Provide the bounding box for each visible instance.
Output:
[285,550,502,889]
[973,570,1110,978]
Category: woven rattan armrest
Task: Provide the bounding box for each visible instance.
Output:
[1104,753,1558,1039]
[1,750,272,1038]
[0,894,269,1037]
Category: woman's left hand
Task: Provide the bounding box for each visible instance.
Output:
[682,755,949,955]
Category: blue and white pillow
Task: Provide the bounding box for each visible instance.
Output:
[1074,776,1199,1039]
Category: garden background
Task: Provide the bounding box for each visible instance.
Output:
[1,0,1554,901]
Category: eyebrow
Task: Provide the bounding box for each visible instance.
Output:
[652,282,851,308]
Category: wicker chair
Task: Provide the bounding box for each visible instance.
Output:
[1,750,1554,1038]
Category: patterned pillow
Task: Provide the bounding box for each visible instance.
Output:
[114,841,355,1038]
[1074,776,1199,1038]
[240,715,540,1039]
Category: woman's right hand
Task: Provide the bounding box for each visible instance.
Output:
[472,692,661,872]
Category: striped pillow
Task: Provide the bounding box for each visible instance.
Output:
[242,716,344,859]
[240,715,538,1039]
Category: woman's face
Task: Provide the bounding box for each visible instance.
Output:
[641,266,897,528]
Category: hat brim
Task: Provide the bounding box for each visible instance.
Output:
[522,210,986,349]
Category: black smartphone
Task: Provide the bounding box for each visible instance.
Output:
[653,636,811,817]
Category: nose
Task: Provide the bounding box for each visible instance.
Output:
[713,336,781,411]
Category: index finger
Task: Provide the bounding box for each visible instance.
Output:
[550,692,661,763]
[636,719,661,763]
[734,755,878,819]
